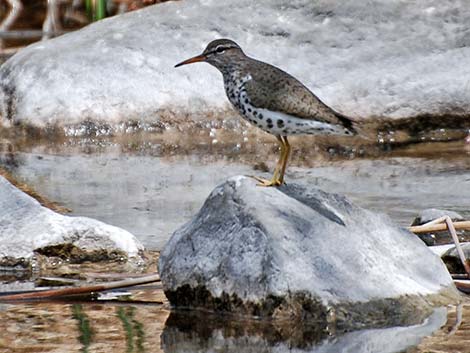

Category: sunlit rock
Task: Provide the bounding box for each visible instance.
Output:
[0,175,146,272]
[159,176,459,328]
[1,1,470,131]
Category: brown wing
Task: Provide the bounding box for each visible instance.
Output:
[245,60,354,130]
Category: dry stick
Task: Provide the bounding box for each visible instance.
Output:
[0,273,160,301]
[408,216,470,278]
[408,221,470,234]
[42,0,61,40]
[444,216,470,277]
[448,303,463,336]
[0,0,23,49]
[454,281,470,292]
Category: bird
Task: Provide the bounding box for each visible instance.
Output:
[175,39,357,187]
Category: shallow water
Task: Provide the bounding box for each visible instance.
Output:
[2,138,469,249]
[1,132,470,352]
[0,293,461,353]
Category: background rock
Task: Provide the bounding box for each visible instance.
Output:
[1,0,470,128]
[0,175,146,272]
[411,208,464,226]
[411,208,468,246]
[159,176,458,329]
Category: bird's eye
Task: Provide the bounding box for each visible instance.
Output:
[215,46,226,53]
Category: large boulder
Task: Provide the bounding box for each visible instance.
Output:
[159,176,458,329]
[0,176,146,272]
[1,1,470,130]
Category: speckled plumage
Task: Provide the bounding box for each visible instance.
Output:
[199,39,356,137]
[175,39,356,186]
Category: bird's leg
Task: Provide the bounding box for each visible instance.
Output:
[278,136,291,184]
[250,136,285,187]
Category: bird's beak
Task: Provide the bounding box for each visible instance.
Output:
[174,54,206,68]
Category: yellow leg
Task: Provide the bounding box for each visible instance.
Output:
[250,136,286,187]
[278,136,291,184]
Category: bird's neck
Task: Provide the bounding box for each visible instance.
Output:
[211,54,252,77]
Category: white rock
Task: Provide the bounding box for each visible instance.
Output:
[0,176,145,268]
[159,176,458,327]
[1,0,470,126]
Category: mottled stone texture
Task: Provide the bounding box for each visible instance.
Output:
[159,176,458,328]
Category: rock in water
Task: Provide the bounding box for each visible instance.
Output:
[0,176,146,271]
[411,208,464,226]
[159,176,458,329]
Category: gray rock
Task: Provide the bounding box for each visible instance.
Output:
[159,176,458,329]
[2,1,470,127]
[0,175,146,270]
[411,208,464,226]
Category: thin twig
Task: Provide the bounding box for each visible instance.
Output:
[445,216,470,277]
[408,216,470,277]
[0,0,23,48]
[454,280,470,294]
[448,303,463,336]
[43,0,62,40]
[0,273,160,301]
[408,221,470,234]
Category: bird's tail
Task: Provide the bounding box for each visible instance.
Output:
[333,110,373,139]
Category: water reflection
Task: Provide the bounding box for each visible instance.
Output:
[161,308,448,353]
[0,298,468,352]
[116,306,145,353]
[0,301,168,352]
[72,304,92,353]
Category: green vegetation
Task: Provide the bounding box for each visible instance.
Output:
[117,306,145,352]
[86,0,107,21]
[72,304,93,353]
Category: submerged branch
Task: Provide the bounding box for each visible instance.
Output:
[0,273,160,301]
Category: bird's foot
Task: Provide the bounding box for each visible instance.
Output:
[249,175,283,187]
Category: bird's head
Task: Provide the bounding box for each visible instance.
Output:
[175,39,245,70]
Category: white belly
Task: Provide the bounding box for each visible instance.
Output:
[225,75,351,136]
[243,106,352,136]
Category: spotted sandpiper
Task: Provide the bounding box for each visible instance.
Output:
[175,39,357,186]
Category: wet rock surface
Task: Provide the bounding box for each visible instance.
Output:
[159,176,459,328]
[0,175,147,274]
